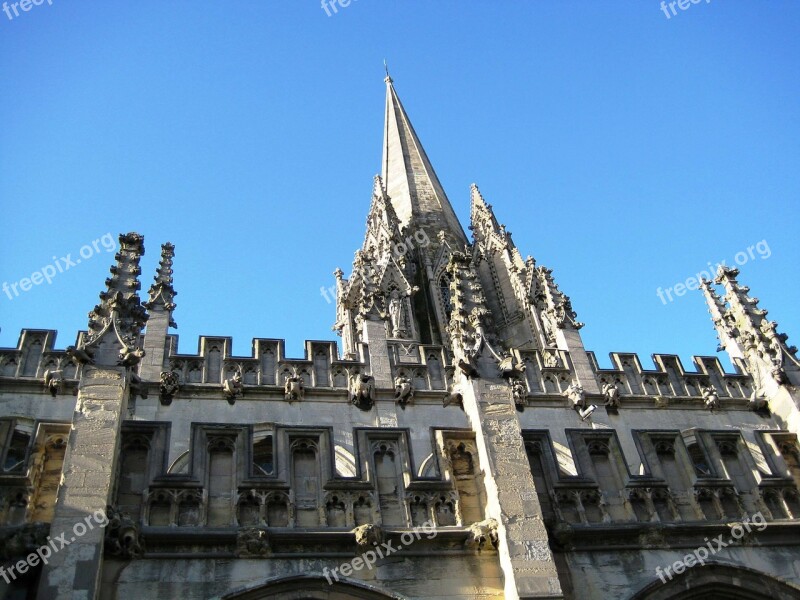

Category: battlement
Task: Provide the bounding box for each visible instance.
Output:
[516,347,752,401]
[0,329,755,402]
[586,351,751,399]
[0,329,79,380]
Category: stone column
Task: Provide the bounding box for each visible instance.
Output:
[461,376,564,600]
[36,366,127,600]
[139,309,170,381]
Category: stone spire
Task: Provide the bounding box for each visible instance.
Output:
[140,242,177,381]
[70,232,148,367]
[703,266,800,392]
[144,242,177,329]
[381,76,468,246]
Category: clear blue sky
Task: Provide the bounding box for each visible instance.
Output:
[1,2,798,373]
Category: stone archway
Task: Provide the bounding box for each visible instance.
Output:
[221,574,408,600]
[630,563,800,600]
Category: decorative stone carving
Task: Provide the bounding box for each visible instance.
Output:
[386,288,417,339]
[104,506,143,559]
[542,349,560,368]
[284,374,305,402]
[78,233,149,367]
[704,266,799,391]
[66,344,95,365]
[446,251,509,379]
[748,392,768,412]
[0,523,49,561]
[237,527,270,557]
[701,385,720,411]
[118,347,145,368]
[563,383,586,409]
[497,352,526,379]
[159,371,180,405]
[532,266,584,346]
[602,382,620,408]
[443,386,463,409]
[352,523,383,548]
[394,375,414,408]
[465,518,499,552]
[510,378,526,411]
[43,369,64,397]
[143,242,178,329]
[223,370,244,404]
[349,373,375,411]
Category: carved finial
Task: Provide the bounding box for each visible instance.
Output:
[81,233,149,366]
[144,242,177,327]
[384,59,392,84]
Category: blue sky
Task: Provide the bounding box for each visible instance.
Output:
[1,2,798,373]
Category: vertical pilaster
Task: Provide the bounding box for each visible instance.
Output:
[36,366,127,600]
[139,309,169,381]
[461,376,563,599]
[363,319,393,389]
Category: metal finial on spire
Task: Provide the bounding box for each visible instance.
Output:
[384,59,392,84]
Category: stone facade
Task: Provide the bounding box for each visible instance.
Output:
[1,77,800,600]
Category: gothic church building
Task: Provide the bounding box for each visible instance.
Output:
[2,77,800,600]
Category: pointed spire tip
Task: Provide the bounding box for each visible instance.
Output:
[383,59,393,84]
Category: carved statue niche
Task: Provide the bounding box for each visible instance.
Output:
[159,371,180,406]
[384,283,418,340]
[223,370,244,404]
[349,373,376,411]
[284,374,305,402]
[394,374,414,409]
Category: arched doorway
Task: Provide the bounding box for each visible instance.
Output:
[221,574,407,600]
[630,563,800,600]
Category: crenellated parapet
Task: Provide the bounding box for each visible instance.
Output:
[0,329,81,384]
[510,348,755,409]
[159,336,369,389]
[587,352,753,402]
